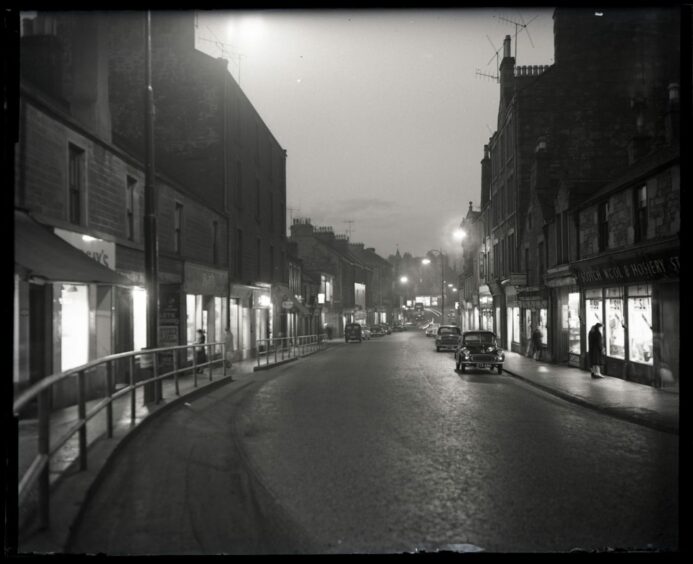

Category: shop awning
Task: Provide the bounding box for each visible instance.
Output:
[15,210,134,286]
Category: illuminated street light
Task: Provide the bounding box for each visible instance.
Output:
[400,276,409,284]
[454,229,466,241]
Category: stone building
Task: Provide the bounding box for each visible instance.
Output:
[472,7,679,389]
[14,12,233,405]
[104,11,290,359]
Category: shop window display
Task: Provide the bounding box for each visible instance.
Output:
[606,297,626,359]
[60,284,89,371]
[506,307,512,347]
[585,291,603,349]
[628,285,653,365]
[539,308,548,344]
[513,306,520,344]
[568,292,581,354]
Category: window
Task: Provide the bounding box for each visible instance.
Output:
[539,308,548,345]
[493,243,499,277]
[174,202,183,254]
[212,221,218,265]
[513,306,520,344]
[633,185,648,243]
[628,284,653,365]
[507,233,515,272]
[605,287,625,359]
[68,144,85,225]
[568,292,581,354]
[598,200,609,251]
[585,289,603,348]
[126,175,136,241]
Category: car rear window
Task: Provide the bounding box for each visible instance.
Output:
[463,333,496,345]
[438,327,460,335]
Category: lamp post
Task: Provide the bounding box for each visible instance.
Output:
[399,275,408,323]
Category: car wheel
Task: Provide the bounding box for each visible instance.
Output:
[497,365,503,374]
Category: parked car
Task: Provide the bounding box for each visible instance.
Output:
[383,324,392,335]
[435,325,461,352]
[370,325,386,337]
[392,324,405,332]
[425,323,440,337]
[362,326,371,340]
[344,323,363,343]
[454,331,504,374]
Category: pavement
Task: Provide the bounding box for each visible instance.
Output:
[12,338,678,554]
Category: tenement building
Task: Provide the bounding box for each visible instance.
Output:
[466,7,679,390]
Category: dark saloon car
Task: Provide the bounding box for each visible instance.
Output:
[344,323,363,343]
[435,325,461,352]
[455,331,504,373]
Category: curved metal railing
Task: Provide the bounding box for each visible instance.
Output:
[13,341,227,531]
[255,333,328,368]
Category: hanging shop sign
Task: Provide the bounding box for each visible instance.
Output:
[54,228,116,270]
[572,249,679,286]
[282,300,294,310]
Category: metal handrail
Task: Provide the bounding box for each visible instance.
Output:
[254,333,329,368]
[14,341,227,530]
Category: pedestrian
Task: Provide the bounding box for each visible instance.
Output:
[224,328,234,369]
[531,325,543,360]
[588,322,604,379]
[195,329,206,373]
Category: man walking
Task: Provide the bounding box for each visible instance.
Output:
[588,322,605,379]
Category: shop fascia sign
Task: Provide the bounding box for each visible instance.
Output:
[54,228,115,270]
[573,252,680,285]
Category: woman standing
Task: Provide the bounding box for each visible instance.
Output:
[588,323,604,379]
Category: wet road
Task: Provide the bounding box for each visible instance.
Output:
[68,330,678,554]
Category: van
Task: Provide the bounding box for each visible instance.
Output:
[345,323,363,343]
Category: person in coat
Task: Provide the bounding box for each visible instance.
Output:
[531,326,543,360]
[195,329,206,373]
[588,322,604,378]
[224,328,234,370]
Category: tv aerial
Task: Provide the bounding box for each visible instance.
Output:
[475,34,502,83]
[494,12,537,60]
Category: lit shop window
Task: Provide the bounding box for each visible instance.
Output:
[506,307,512,346]
[585,289,603,347]
[568,292,581,354]
[628,285,653,365]
[513,307,520,344]
[132,287,147,351]
[60,284,89,371]
[495,307,501,340]
[539,308,548,345]
[605,288,625,359]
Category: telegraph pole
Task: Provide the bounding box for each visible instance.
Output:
[144,11,159,402]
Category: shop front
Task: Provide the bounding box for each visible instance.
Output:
[14,211,134,407]
[572,243,679,388]
[517,287,549,360]
[488,280,505,348]
[503,283,520,353]
[184,262,228,363]
[479,285,494,332]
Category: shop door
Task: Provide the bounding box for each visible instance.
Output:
[556,290,570,362]
[657,282,679,389]
[29,284,50,386]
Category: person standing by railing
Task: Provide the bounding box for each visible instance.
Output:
[195,329,206,373]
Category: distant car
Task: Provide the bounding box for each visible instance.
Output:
[370,325,386,337]
[435,325,461,352]
[362,327,371,340]
[344,323,363,343]
[383,324,392,335]
[392,324,405,332]
[425,323,440,337]
[455,331,504,374]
